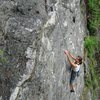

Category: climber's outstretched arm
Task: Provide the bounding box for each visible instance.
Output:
[66,55,77,68]
[64,50,76,60]
[64,51,77,68]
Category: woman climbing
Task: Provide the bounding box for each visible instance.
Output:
[64,50,82,92]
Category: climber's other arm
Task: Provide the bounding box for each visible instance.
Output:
[64,50,76,60]
[64,51,77,68]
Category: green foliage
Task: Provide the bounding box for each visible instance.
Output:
[84,36,98,56]
[84,36,99,99]
[0,49,7,64]
[83,0,100,99]
[84,36,98,50]
[87,0,100,34]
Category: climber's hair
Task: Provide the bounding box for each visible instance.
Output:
[77,56,82,64]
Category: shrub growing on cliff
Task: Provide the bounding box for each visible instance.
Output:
[84,36,98,55]
[0,49,7,65]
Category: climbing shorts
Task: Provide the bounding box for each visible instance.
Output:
[70,70,79,85]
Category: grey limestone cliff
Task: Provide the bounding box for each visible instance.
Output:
[0,0,86,100]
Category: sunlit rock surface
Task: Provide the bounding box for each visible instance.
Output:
[0,0,86,100]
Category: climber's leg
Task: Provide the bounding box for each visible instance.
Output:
[70,70,77,92]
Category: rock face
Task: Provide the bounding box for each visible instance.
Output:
[0,0,85,100]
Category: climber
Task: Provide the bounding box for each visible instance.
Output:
[64,50,82,92]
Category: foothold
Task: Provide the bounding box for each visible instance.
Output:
[28,8,31,11]
[50,6,53,11]
[36,11,39,14]
[4,35,9,40]
[12,6,25,15]
[73,16,75,23]
[34,3,37,5]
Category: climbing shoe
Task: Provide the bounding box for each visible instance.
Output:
[70,90,75,92]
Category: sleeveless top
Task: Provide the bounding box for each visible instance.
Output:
[73,64,80,72]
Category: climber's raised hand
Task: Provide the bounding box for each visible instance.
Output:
[64,50,69,55]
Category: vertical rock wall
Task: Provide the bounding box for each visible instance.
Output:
[0,0,86,100]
